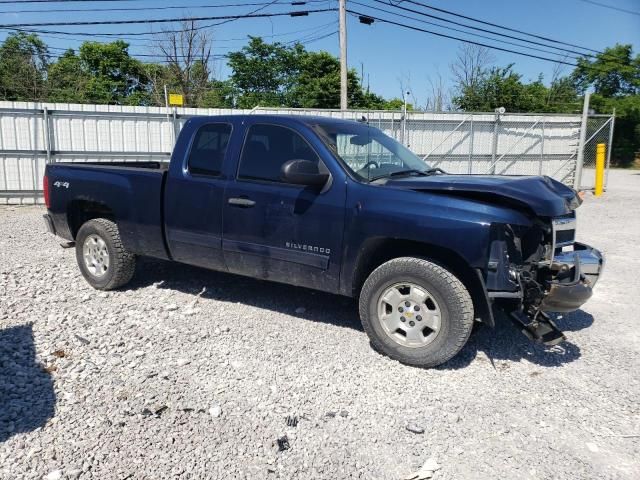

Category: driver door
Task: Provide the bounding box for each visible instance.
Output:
[222,121,346,293]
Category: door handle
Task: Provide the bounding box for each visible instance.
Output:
[228,197,256,208]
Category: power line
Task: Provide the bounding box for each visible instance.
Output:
[380,0,629,66]
[0,0,288,38]
[1,0,143,3]
[349,9,625,76]
[0,8,338,28]
[355,1,584,62]
[1,20,338,47]
[0,6,337,37]
[375,0,600,59]
[0,25,338,61]
[575,0,640,16]
[1,0,294,38]
[400,0,603,55]
[0,0,327,15]
[347,9,583,68]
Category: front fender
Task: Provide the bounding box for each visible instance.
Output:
[339,182,532,298]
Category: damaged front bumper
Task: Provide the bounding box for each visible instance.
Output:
[492,241,604,346]
[540,242,605,313]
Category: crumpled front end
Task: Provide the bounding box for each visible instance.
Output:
[485,212,604,346]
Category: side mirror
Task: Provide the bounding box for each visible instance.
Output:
[281,159,330,187]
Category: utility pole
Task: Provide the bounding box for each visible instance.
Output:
[339,0,348,110]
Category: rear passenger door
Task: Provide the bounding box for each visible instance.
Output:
[222,121,346,293]
[164,121,235,271]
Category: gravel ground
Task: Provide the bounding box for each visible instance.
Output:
[1,169,639,480]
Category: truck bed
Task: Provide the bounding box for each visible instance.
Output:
[45,161,169,259]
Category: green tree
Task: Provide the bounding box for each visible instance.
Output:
[47,49,90,102]
[590,94,640,166]
[227,37,304,108]
[291,50,385,109]
[573,44,640,98]
[48,41,150,105]
[573,44,640,165]
[453,64,581,114]
[454,65,545,112]
[79,41,149,104]
[380,98,406,110]
[0,32,49,101]
[546,76,581,113]
[291,50,341,108]
[199,79,235,108]
[227,37,389,110]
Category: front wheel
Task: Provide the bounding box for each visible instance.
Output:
[359,257,474,368]
[75,218,136,290]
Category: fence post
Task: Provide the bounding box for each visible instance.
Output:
[467,117,474,174]
[391,111,396,141]
[172,107,178,147]
[574,92,591,190]
[604,110,615,190]
[490,114,499,174]
[539,118,545,175]
[402,108,407,146]
[43,107,52,164]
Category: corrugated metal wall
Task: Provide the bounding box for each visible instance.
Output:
[0,101,588,204]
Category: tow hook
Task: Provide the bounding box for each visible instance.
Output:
[509,310,566,346]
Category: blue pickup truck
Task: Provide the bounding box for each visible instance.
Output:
[43,114,604,367]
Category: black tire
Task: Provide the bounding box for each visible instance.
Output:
[359,257,473,368]
[75,218,136,290]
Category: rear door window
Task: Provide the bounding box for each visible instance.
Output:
[188,123,232,176]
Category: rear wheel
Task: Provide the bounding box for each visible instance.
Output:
[75,218,136,290]
[359,257,473,368]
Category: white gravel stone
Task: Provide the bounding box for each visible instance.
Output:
[209,405,222,418]
[45,469,62,480]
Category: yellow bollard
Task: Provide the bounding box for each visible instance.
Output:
[594,143,605,197]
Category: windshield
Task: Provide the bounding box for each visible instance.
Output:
[311,121,432,182]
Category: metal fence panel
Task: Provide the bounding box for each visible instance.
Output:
[0,101,611,204]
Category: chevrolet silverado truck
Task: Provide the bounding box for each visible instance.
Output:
[42,115,604,367]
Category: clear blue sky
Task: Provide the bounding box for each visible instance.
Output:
[1,0,639,106]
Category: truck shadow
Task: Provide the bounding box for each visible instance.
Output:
[130,258,591,369]
[0,324,56,443]
[439,309,593,370]
[130,258,362,331]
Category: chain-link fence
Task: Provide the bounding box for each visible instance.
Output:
[575,115,615,190]
[0,101,613,204]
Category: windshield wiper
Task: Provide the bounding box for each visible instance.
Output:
[369,168,447,182]
[369,169,426,181]
[425,167,448,175]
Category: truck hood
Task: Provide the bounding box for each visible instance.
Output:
[383,174,580,217]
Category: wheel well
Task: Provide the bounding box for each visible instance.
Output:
[67,200,115,239]
[352,238,493,326]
